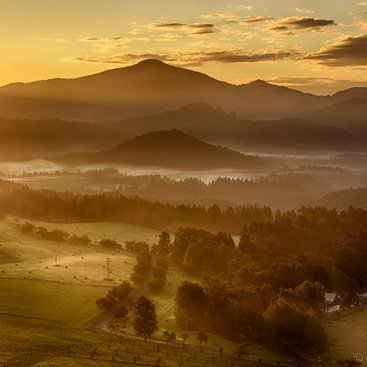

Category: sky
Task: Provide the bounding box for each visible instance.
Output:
[1,0,367,94]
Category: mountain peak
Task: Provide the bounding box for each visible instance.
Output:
[249,79,269,85]
[134,59,170,68]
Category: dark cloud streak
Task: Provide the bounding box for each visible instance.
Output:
[302,34,367,66]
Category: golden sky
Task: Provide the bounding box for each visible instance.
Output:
[1,0,367,94]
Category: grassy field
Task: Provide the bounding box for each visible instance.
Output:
[0,278,113,363]
[324,309,367,362]
[7,215,161,244]
[0,217,161,286]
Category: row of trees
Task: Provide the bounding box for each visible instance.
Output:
[0,185,272,232]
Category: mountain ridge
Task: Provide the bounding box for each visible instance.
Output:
[0,59,340,121]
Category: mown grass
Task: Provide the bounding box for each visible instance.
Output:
[324,309,367,361]
[0,278,113,363]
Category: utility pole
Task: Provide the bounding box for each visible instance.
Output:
[106,258,110,280]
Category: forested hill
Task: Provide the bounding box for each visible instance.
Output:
[58,129,268,170]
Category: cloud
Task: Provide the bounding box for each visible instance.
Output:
[295,8,314,14]
[149,22,216,36]
[187,50,293,63]
[150,23,185,28]
[201,12,235,19]
[302,34,367,66]
[72,53,175,65]
[356,2,367,5]
[236,5,254,11]
[82,36,127,42]
[281,17,336,31]
[185,23,215,29]
[231,16,274,24]
[150,22,215,30]
[266,76,367,94]
[267,17,337,35]
[186,29,216,36]
[71,49,294,66]
[267,77,337,85]
[33,37,70,43]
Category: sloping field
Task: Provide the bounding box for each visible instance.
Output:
[0,217,160,286]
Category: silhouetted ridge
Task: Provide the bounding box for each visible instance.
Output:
[0,59,330,121]
[60,129,267,170]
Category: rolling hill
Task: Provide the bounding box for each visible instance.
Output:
[58,129,268,170]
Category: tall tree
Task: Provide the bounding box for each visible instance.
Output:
[175,281,207,329]
[157,231,171,257]
[132,296,158,341]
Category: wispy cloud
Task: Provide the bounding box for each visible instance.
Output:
[236,5,254,11]
[71,49,295,67]
[150,22,215,30]
[281,17,336,30]
[356,2,367,5]
[201,12,235,19]
[149,23,185,29]
[33,38,70,43]
[231,16,274,24]
[267,17,337,35]
[294,8,314,14]
[267,25,296,36]
[81,36,127,42]
[149,22,216,36]
[302,34,367,66]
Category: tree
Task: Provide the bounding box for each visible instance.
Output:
[96,281,133,316]
[132,296,158,341]
[196,330,208,345]
[163,330,176,345]
[157,231,171,257]
[175,281,207,329]
[181,333,189,348]
[20,222,35,234]
[234,343,249,359]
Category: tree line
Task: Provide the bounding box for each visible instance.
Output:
[0,186,272,233]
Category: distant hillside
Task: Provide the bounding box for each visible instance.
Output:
[114,103,242,141]
[298,99,367,140]
[318,188,367,210]
[234,119,361,153]
[59,130,268,170]
[0,59,327,121]
[115,107,361,153]
[0,118,125,160]
[331,87,367,103]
